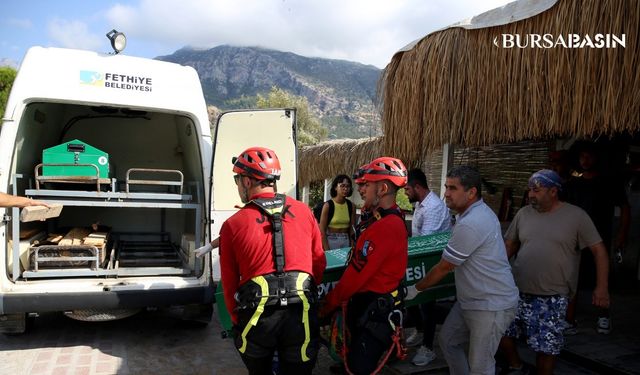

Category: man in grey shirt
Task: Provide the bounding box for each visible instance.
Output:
[500,169,609,375]
[406,166,518,375]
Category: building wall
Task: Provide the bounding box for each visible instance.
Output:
[423,140,552,219]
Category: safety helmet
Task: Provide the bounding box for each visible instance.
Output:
[362,157,407,187]
[353,164,368,184]
[232,147,281,180]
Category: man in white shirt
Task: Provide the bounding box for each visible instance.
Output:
[403,168,452,366]
[406,169,452,237]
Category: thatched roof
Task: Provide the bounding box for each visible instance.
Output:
[380,0,640,163]
[298,137,383,185]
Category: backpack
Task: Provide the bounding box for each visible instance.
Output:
[313,199,353,224]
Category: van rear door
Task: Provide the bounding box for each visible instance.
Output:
[209,108,297,279]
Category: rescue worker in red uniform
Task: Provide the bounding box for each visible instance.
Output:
[219,146,326,375]
[320,156,409,374]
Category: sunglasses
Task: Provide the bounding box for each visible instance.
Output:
[233,174,242,184]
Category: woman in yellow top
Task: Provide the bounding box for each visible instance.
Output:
[319,174,356,250]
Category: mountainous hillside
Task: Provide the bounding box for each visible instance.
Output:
[156,46,382,139]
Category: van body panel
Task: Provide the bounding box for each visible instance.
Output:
[0,286,213,314]
[209,109,297,280]
[3,47,210,126]
[0,46,296,323]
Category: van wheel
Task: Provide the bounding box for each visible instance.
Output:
[180,303,213,327]
[1,313,33,335]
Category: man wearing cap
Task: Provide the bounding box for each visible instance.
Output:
[406,165,518,375]
[320,156,409,375]
[499,169,609,375]
[217,146,326,375]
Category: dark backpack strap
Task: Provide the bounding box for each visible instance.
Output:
[346,199,353,221]
[326,199,335,225]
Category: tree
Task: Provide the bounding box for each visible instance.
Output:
[0,66,17,120]
[207,104,221,132]
[256,87,328,147]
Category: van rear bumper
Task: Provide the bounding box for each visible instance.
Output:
[0,286,215,314]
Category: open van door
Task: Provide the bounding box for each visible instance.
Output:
[209,108,297,280]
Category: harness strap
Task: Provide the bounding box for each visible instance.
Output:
[350,205,406,262]
[373,205,405,221]
[339,290,407,375]
[235,272,316,309]
[272,212,285,273]
[248,193,288,274]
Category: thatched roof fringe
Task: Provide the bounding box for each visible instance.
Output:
[298,138,383,185]
[381,0,640,161]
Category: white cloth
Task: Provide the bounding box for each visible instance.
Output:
[195,243,213,258]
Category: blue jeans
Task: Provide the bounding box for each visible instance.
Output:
[327,232,350,250]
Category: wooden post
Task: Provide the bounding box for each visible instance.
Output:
[324,178,331,201]
[440,143,454,199]
[302,184,310,204]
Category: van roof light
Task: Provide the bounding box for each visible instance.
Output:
[106,29,126,54]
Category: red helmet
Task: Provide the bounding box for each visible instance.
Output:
[353,164,368,184]
[362,157,407,187]
[232,147,281,180]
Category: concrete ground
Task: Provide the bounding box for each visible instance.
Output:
[1,282,639,375]
[0,306,247,375]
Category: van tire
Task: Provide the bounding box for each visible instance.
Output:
[1,313,34,335]
[180,303,214,327]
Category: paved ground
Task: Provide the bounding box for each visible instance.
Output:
[1,283,639,375]
[0,305,357,375]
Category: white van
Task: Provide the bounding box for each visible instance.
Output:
[0,47,297,333]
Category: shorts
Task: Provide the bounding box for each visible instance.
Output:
[505,293,569,355]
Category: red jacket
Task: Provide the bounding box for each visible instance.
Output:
[220,193,326,324]
[322,208,408,314]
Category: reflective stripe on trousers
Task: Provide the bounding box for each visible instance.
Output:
[238,274,313,362]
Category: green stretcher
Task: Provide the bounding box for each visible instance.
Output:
[215,231,455,334]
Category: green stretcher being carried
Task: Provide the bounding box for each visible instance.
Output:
[215,231,455,333]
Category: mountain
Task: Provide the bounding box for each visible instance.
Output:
[156,46,382,139]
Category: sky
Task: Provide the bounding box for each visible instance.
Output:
[1,0,513,69]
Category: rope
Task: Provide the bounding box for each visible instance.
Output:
[340,302,407,375]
